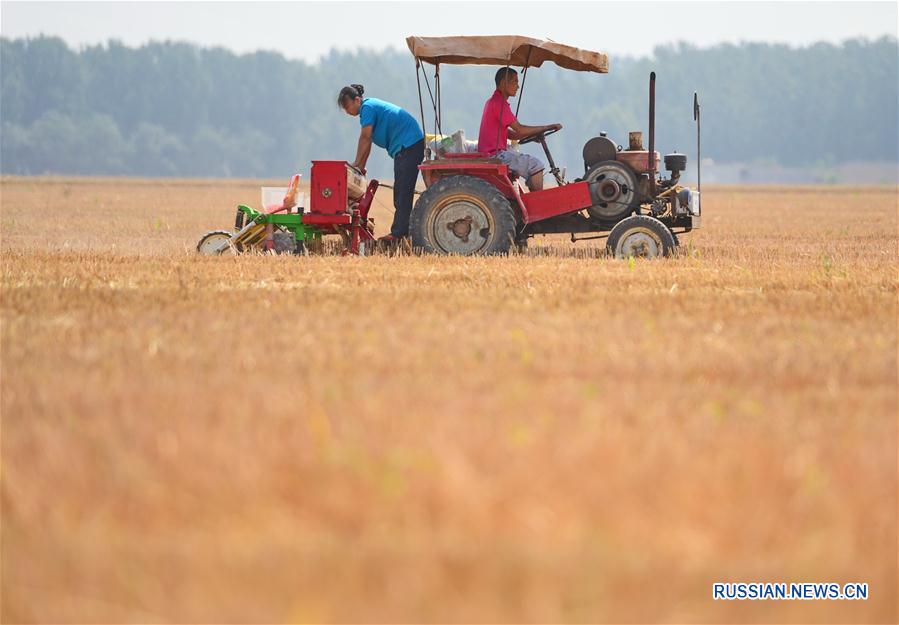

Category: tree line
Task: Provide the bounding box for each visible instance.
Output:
[1,35,896,180]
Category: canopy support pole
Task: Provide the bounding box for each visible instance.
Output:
[515,47,532,118]
[414,58,427,157]
[496,55,512,153]
[435,63,442,136]
[418,60,439,146]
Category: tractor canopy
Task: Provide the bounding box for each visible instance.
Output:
[406,35,609,73]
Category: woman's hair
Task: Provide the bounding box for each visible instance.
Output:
[337,84,365,108]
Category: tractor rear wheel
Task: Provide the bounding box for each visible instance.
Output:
[410,175,516,255]
[606,215,677,259]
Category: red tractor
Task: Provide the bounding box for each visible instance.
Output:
[405,36,702,258]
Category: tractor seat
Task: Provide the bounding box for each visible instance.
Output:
[446,151,517,177]
[440,151,520,184]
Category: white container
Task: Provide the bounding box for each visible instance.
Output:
[261,186,288,211]
[451,129,466,153]
[261,187,306,211]
[346,167,367,200]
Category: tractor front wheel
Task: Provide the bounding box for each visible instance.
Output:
[410,175,517,255]
[606,215,677,259]
[197,230,237,255]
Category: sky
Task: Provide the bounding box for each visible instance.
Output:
[1,1,897,62]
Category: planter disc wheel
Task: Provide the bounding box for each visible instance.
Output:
[197,230,236,255]
[606,215,677,259]
[410,175,516,255]
[585,160,640,222]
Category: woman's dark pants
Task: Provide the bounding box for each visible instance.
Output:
[391,139,425,237]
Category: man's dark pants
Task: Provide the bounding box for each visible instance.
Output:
[391,139,425,237]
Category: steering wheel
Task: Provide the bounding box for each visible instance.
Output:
[519,126,561,145]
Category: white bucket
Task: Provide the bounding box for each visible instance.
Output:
[261,187,306,211]
[261,187,287,211]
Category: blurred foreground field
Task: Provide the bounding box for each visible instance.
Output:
[1,177,897,623]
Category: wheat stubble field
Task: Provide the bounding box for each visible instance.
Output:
[1,177,896,623]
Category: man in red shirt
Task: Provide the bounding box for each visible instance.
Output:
[477,67,562,191]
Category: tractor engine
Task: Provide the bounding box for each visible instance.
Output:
[581,130,694,224]
[581,131,654,222]
[579,71,699,228]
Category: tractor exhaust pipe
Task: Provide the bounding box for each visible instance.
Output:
[648,71,656,196]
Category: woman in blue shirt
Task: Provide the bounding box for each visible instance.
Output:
[338,84,424,242]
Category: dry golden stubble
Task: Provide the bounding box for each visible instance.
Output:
[1,177,896,623]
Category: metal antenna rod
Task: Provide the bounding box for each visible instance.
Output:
[694,92,701,198]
